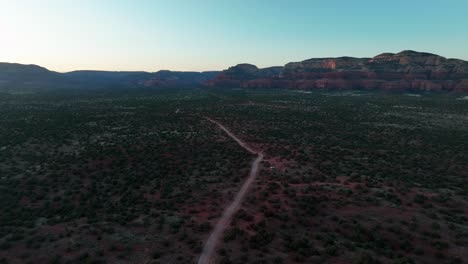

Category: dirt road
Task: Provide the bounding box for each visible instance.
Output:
[197,118,263,264]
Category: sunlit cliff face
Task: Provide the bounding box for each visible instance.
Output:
[323,60,337,70]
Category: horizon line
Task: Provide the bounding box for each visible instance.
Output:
[2,49,467,73]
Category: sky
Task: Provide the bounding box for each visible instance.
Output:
[1,0,467,72]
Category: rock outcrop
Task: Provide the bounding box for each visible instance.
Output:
[2,51,467,92]
[207,51,468,92]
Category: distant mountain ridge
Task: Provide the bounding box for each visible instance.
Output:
[208,50,468,92]
[2,50,468,92]
[0,63,219,90]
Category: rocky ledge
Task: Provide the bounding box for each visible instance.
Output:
[207,50,468,92]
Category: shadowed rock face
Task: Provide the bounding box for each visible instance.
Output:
[209,64,284,88]
[208,50,468,92]
[2,51,467,92]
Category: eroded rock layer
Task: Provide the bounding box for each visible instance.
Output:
[208,51,468,92]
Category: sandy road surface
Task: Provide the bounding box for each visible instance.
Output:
[197,118,263,264]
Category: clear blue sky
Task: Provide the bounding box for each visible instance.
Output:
[1,0,467,72]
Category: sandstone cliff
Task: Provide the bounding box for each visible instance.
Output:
[207,51,468,92]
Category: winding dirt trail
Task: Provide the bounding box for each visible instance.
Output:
[197,118,263,264]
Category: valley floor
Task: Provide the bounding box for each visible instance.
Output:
[0,88,467,264]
